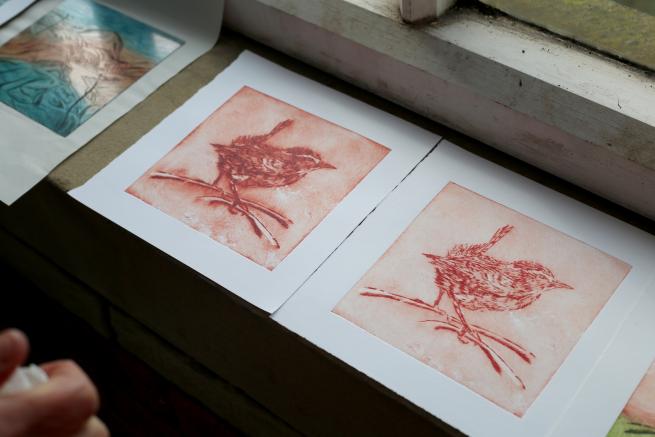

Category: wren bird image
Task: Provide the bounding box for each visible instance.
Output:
[361,224,573,390]
[334,182,630,416]
[150,119,336,249]
[127,86,390,270]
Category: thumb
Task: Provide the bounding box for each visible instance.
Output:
[0,329,29,387]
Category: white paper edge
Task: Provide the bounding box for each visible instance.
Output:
[272,141,655,437]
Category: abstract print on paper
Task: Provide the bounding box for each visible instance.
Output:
[127,86,390,270]
[608,361,655,436]
[334,183,631,416]
[0,0,181,136]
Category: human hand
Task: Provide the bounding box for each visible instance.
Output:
[0,329,108,437]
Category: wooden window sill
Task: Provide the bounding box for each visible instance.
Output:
[225,0,655,220]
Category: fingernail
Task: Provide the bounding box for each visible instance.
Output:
[0,329,26,369]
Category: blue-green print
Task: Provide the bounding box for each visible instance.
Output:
[0,0,182,136]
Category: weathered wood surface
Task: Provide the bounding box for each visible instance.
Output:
[400,0,436,22]
[225,0,655,219]
[400,0,457,23]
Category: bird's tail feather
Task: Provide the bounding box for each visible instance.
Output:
[489,225,514,245]
[268,119,294,137]
[485,225,514,250]
[444,225,514,257]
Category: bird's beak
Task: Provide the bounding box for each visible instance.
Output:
[319,161,336,170]
[422,253,438,261]
[550,280,573,290]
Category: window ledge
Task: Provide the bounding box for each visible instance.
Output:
[225,0,655,220]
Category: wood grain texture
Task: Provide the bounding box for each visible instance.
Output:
[400,0,435,23]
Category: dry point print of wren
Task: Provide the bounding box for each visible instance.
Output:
[127,86,390,270]
[334,183,631,416]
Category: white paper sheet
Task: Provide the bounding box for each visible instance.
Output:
[70,51,440,313]
[0,364,48,395]
[0,0,223,205]
[272,142,655,437]
[0,0,35,25]
[549,278,655,437]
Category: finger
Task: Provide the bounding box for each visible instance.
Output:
[71,417,109,437]
[0,329,29,386]
[6,360,100,437]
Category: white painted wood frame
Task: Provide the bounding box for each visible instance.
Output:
[225,0,655,221]
[400,0,457,23]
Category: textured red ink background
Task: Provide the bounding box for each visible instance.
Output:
[333,182,631,416]
[127,86,389,270]
[623,361,655,428]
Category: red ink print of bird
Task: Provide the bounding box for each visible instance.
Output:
[151,119,336,248]
[211,119,336,214]
[362,225,573,389]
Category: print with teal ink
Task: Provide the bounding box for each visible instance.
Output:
[0,0,182,136]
